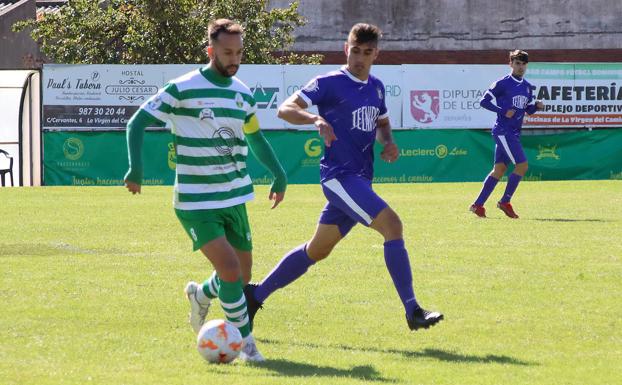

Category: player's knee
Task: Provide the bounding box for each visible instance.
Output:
[373,209,403,239]
[384,216,403,239]
[216,258,241,282]
[515,162,528,174]
[492,164,507,177]
[306,242,332,262]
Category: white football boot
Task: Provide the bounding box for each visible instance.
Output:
[239,334,265,362]
[184,281,211,334]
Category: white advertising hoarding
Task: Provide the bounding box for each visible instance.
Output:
[235,64,285,129]
[42,64,197,130]
[42,63,622,131]
[402,64,508,129]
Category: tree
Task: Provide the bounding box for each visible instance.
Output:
[13,0,322,64]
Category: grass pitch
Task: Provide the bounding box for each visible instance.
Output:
[1,181,620,385]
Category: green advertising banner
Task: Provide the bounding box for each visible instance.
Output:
[43,130,323,186]
[43,129,622,186]
[44,131,176,186]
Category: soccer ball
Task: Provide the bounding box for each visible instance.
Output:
[196,319,243,364]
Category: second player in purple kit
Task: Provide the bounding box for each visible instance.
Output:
[471,50,545,219]
[244,23,444,332]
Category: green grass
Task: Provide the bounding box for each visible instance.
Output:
[1,181,621,385]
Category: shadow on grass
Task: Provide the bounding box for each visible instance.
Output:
[259,338,536,366]
[529,218,612,223]
[247,359,395,383]
[387,348,535,365]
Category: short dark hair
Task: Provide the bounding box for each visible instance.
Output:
[509,49,529,63]
[348,23,382,45]
[207,19,243,45]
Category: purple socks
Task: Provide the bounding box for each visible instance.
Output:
[254,244,315,303]
[384,239,419,315]
[474,175,499,206]
[500,173,522,203]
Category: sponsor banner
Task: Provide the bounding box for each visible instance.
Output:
[43,131,176,186]
[42,64,197,130]
[43,64,622,131]
[524,63,622,127]
[374,129,622,182]
[235,64,285,129]
[403,63,622,129]
[43,130,324,185]
[402,64,508,129]
[43,129,622,185]
[521,128,622,180]
[372,65,403,129]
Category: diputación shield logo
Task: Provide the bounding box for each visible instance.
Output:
[410,90,440,123]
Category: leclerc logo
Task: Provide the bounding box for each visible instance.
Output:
[251,84,278,109]
[410,90,440,123]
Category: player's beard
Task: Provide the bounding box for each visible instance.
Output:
[213,55,239,78]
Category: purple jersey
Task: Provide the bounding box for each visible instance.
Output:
[297,66,388,182]
[486,74,535,136]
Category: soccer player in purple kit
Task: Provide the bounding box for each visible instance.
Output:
[244,23,443,332]
[470,50,545,219]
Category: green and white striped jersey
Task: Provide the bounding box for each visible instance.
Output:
[139,66,257,211]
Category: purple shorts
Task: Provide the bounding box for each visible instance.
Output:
[319,175,388,237]
[494,134,527,165]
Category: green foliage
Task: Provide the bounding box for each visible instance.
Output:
[12,0,322,64]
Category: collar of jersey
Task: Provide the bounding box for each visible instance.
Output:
[509,74,524,83]
[341,65,368,84]
[201,66,233,87]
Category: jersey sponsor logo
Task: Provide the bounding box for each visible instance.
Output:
[351,106,380,132]
[303,79,319,93]
[512,95,529,109]
[410,90,440,123]
[235,93,244,108]
[377,86,384,100]
[199,108,214,120]
[250,84,279,109]
[147,96,162,111]
[213,127,236,155]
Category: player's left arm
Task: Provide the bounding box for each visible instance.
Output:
[526,100,545,115]
[526,84,545,114]
[244,114,287,209]
[377,117,398,163]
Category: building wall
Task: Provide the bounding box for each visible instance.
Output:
[270,0,622,51]
[0,0,42,69]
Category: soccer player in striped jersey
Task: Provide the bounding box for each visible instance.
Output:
[244,23,443,333]
[470,50,545,218]
[124,19,287,362]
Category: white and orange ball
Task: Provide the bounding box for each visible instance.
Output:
[196,319,243,363]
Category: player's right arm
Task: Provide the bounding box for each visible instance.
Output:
[277,94,337,147]
[480,80,515,117]
[124,85,174,194]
